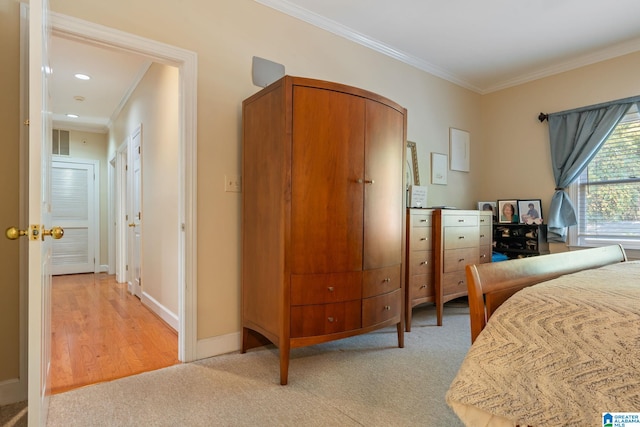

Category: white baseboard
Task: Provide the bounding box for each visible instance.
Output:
[0,378,26,406]
[196,332,241,360]
[141,292,178,332]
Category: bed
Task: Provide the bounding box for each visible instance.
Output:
[446,245,640,426]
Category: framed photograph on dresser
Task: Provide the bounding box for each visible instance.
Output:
[498,200,519,223]
[477,201,497,221]
[518,199,543,224]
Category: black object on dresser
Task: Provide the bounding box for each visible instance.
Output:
[493,223,550,259]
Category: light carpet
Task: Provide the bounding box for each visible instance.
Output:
[47,302,471,426]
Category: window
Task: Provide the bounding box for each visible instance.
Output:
[569,104,640,249]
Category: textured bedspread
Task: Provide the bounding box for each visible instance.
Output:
[446,261,640,427]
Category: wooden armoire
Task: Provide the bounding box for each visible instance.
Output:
[241,76,407,384]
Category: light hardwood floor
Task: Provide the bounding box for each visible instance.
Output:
[50,273,179,394]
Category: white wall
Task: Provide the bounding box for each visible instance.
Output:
[109,63,180,322]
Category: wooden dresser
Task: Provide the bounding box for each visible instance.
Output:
[433,210,492,325]
[405,208,435,331]
[241,76,407,384]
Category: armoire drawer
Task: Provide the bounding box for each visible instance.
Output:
[362,289,401,327]
[290,300,361,338]
[362,265,400,298]
[291,271,362,306]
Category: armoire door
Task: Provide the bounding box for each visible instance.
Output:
[291,86,365,274]
[363,100,405,270]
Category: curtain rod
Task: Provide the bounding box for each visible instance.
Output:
[538,94,640,123]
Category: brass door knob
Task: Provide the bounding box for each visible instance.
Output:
[42,226,64,240]
[5,226,28,240]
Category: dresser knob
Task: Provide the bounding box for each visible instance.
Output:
[327,286,334,292]
[480,254,486,258]
[420,237,427,241]
[384,305,391,311]
[457,280,464,285]
[480,234,485,238]
[420,285,427,289]
[383,278,391,282]
[458,236,465,239]
[458,258,465,262]
[458,219,464,223]
[328,317,336,322]
[420,261,428,265]
[420,219,427,223]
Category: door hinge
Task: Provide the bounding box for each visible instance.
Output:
[24,119,30,126]
[126,265,129,271]
[138,146,141,154]
[137,212,141,221]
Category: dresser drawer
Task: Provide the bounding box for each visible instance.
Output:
[291,272,362,306]
[479,225,492,246]
[443,214,478,227]
[362,265,401,298]
[443,247,479,273]
[290,300,361,337]
[444,226,480,249]
[409,274,434,299]
[442,271,468,295]
[410,213,432,227]
[362,289,401,327]
[479,245,492,264]
[410,227,432,250]
[409,250,433,275]
[479,212,492,226]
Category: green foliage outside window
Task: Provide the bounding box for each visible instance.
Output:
[580,117,640,234]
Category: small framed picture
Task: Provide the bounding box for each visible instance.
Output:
[518,199,543,224]
[477,201,496,220]
[498,200,519,223]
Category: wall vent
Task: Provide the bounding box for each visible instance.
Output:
[52,129,70,155]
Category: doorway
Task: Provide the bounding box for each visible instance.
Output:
[43,11,197,378]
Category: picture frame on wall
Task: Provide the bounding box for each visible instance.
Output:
[498,200,519,223]
[449,128,470,172]
[518,199,543,224]
[431,152,448,185]
[406,141,420,187]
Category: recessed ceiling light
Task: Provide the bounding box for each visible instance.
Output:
[66,114,79,118]
[74,73,91,80]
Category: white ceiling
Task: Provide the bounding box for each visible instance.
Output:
[50,1,640,132]
[50,36,150,133]
[257,0,640,93]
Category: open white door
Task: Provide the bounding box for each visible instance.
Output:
[28,0,54,424]
[128,125,142,297]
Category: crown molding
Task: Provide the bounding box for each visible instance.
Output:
[255,0,640,95]
[254,0,483,93]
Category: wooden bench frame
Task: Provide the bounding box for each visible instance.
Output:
[466,244,627,343]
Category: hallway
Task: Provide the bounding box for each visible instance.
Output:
[50,273,179,394]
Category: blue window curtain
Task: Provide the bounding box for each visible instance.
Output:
[546,96,640,242]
